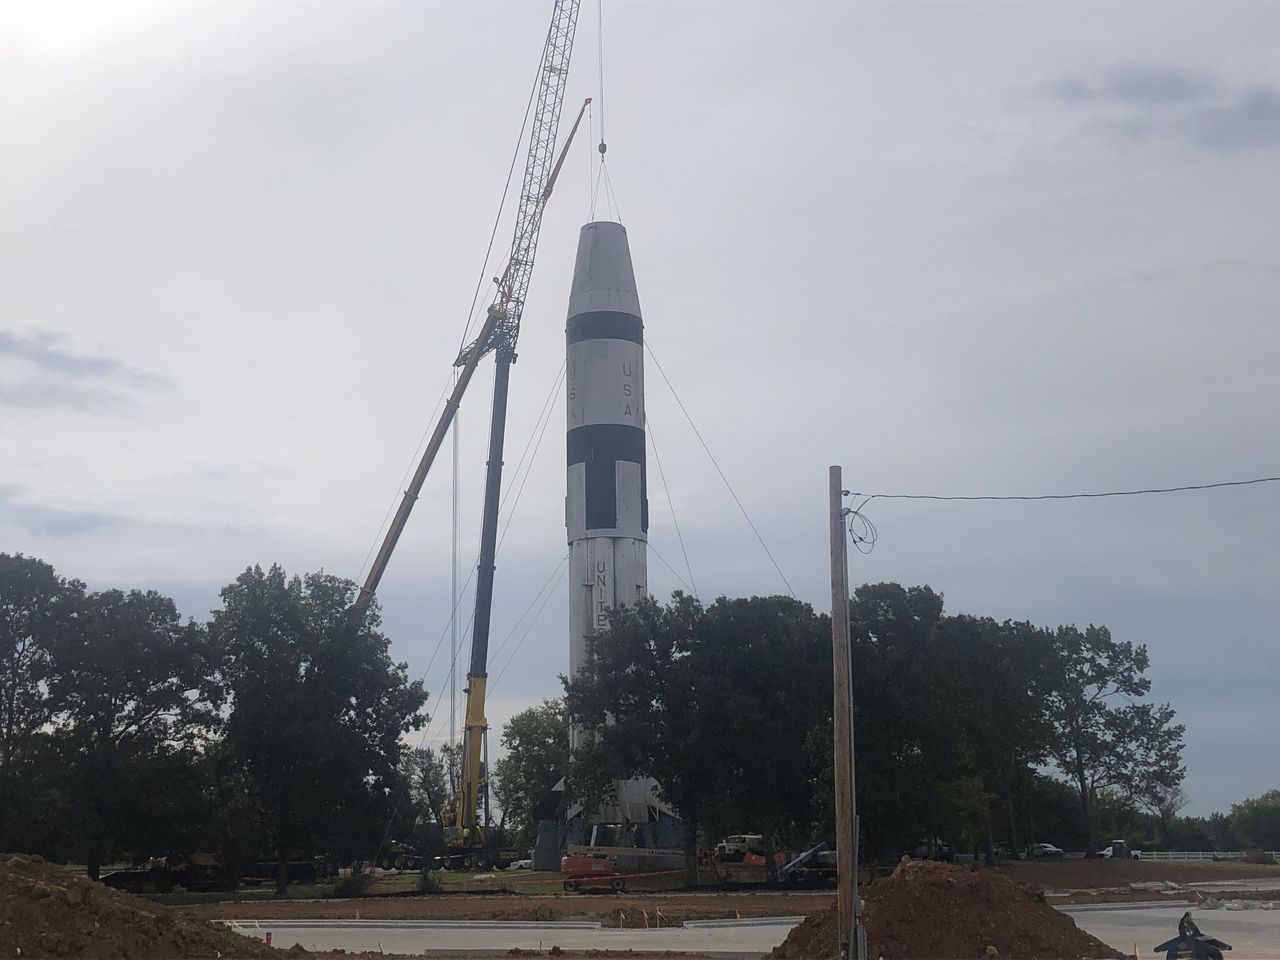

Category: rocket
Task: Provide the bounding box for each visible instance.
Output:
[565,220,648,750]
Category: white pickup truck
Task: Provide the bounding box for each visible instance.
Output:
[714,834,763,862]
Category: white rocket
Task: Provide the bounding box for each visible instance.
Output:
[565,220,648,750]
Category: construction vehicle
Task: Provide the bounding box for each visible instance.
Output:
[778,842,838,888]
[560,850,624,892]
[351,0,588,873]
[714,833,764,862]
[560,842,684,892]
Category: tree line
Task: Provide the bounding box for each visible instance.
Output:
[1,553,427,889]
[5,551,1276,891]
[561,583,1238,879]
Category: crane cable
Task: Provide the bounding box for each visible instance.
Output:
[588,0,621,221]
[455,55,544,357]
[646,342,797,598]
[648,417,699,599]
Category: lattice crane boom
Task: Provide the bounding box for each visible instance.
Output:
[356,2,584,620]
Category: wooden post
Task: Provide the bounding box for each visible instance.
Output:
[829,466,859,960]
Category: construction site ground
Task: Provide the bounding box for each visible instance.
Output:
[1002,858,1280,891]
[183,887,835,927]
[176,859,1280,924]
[10,853,1280,959]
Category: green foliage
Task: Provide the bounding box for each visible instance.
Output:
[567,582,1190,866]
[3,552,1213,879]
[1208,811,1243,850]
[49,588,219,876]
[490,699,569,849]
[1231,789,1280,849]
[564,593,732,881]
[846,585,1057,857]
[332,871,375,898]
[393,746,451,860]
[0,554,84,850]
[416,868,442,893]
[209,564,429,891]
[1042,625,1186,854]
[565,593,834,879]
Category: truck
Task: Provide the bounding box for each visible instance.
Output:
[1097,840,1141,860]
[714,834,764,862]
[777,842,838,887]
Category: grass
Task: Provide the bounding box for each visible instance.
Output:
[146,883,335,906]
[140,864,710,905]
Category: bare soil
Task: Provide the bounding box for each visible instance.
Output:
[0,853,278,959]
[999,859,1280,890]
[774,859,1125,960]
[183,890,834,928]
[1051,887,1280,906]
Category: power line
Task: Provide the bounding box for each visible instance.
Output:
[645,343,796,598]
[844,475,1280,556]
[850,476,1280,503]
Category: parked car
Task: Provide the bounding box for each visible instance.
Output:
[1029,842,1064,859]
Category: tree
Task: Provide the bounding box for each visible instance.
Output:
[210,564,428,891]
[490,699,569,850]
[564,593,832,883]
[564,593,723,883]
[846,582,948,858]
[48,588,218,878]
[1043,625,1185,855]
[1142,784,1190,847]
[698,596,831,877]
[1207,811,1242,851]
[392,746,452,867]
[0,554,84,850]
[1231,790,1280,849]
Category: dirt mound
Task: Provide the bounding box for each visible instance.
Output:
[774,859,1126,960]
[0,853,281,959]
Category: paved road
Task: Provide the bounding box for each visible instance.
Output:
[229,904,1280,958]
[1066,904,1280,959]
[226,917,804,957]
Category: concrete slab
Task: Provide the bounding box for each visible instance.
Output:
[1065,905,1280,959]
[225,917,803,957]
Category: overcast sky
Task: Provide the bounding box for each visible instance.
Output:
[3,0,1278,818]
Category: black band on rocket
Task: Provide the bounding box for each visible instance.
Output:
[567,423,649,534]
[566,311,643,345]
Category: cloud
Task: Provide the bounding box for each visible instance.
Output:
[0,327,166,408]
[1046,63,1280,153]
[1190,86,1280,152]
[1047,64,1218,107]
[0,379,127,410]
[0,485,117,536]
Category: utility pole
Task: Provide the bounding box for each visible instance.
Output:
[829,465,864,960]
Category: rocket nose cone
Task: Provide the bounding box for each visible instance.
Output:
[568,221,641,319]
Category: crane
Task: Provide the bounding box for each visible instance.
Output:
[352,0,586,867]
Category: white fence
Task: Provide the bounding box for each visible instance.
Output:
[1134,850,1280,861]
[1057,850,1279,861]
